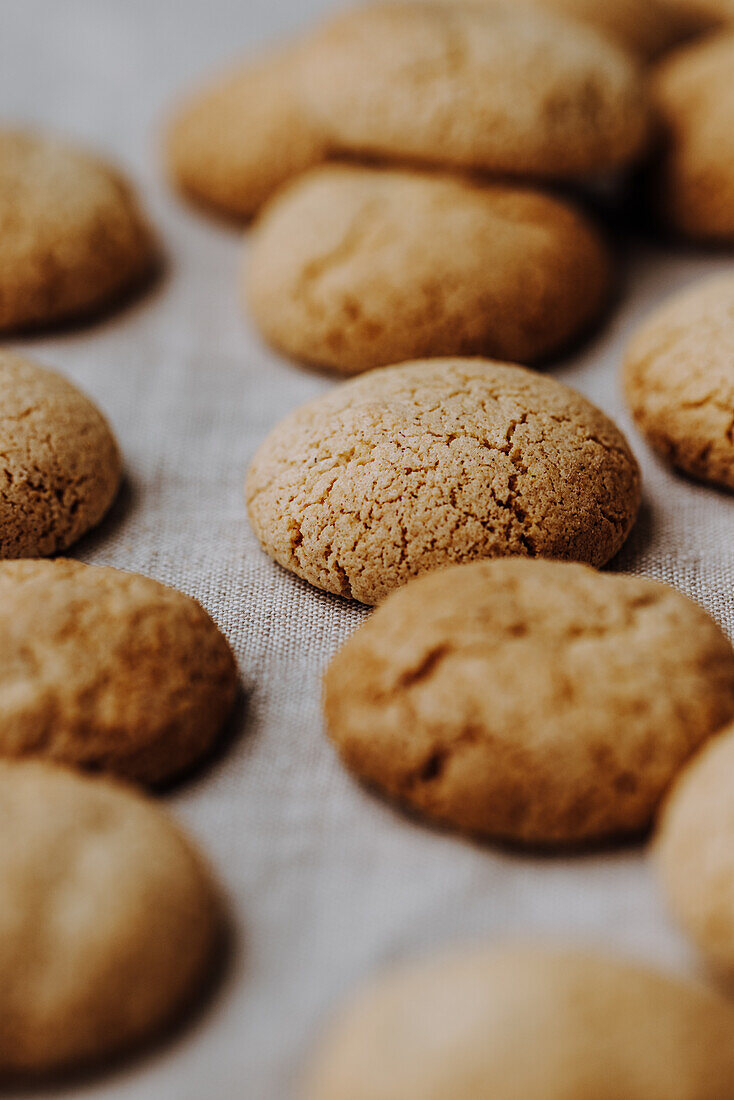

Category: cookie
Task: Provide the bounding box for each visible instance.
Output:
[0,559,238,784]
[652,31,734,242]
[166,44,325,220]
[657,724,734,981]
[304,943,734,1100]
[0,129,154,330]
[246,359,641,605]
[0,760,219,1075]
[514,0,708,59]
[624,274,734,490]
[246,165,612,373]
[0,352,121,558]
[323,559,734,844]
[296,2,650,179]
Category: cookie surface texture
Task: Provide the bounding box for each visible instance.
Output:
[624,273,734,489]
[0,559,238,784]
[246,359,641,604]
[166,45,325,219]
[323,559,734,844]
[0,352,121,558]
[246,165,612,373]
[0,760,219,1075]
[296,2,649,178]
[304,943,734,1100]
[657,724,734,980]
[0,129,154,330]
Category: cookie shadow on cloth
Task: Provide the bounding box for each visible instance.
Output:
[68,473,138,562]
[604,493,656,573]
[0,907,239,1096]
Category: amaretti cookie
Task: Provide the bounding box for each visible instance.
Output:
[0,559,238,784]
[304,943,734,1100]
[166,45,325,219]
[246,165,612,373]
[624,274,734,490]
[323,559,734,844]
[652,31,734,241]
[246,359,641,605]
[0,761,220,1076]
[519,0,707,58]
[296,2,650,179]
[0,129,154,330]
[657,724,734,981]
[0,352,121,558]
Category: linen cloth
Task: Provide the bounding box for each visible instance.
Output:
[1,2,734,1097]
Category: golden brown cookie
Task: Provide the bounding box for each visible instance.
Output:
[323,559,734,845]
[246,165,612,373]
[0,129,154,330]
[0,351,121,558]
[0,559,238,785]
[624,273,734,490]
[296,2,650,179]
[657,724,734,981]
[0,760,220,1076]
[652,31,734,241]
[304,943,734,1100]
[166,44,326,220]
[246,359,641,605]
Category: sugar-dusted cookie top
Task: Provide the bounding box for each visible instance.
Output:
[0,129,154,330]
[0,760,220,1075]
[246,359,641,604]
[0,559,238,784]
[0,352,121,557]
[296,2,650,178]
[246,165,612,373]
[324,559,734,844]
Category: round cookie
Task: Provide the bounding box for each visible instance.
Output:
[0,760,219,1075]
[0,129,154,331]
[0,559,238,784]
[245,359,641,605]
[246,165,612,373]
[304,943,734,1100]
[652,31,734,242]
[323,559,734,844]
[296,2,650,179]
[0,352,121,558]
[657,724,734,981]
[624,274,734,490]
[166,45,325,220]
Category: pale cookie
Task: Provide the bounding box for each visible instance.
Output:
[624,274,734,490]
[0,352,121,558]
[0,129,154,330]
[652,31,734,241]
[657,724,734,981]
[166,45,325,220]
[0,559,238,784]
[0,760,219,1075]
[323,559,734,844]
[512,0,708,59]
[304,943,734,1100]
[296,2,650,179]
[246,359,641,605]
[246,165,612,373]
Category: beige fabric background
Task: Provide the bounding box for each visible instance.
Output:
[2,2,734,1097]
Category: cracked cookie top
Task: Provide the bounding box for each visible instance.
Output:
[246,164,612,373]
[323,558,734,845]
[624,273,734,490]
[0,351,122,558]
[0,760,220,1074]
[0,558,239,785]
[295,2,650,179]
[0,129,155,331]
[245,359,641,605]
